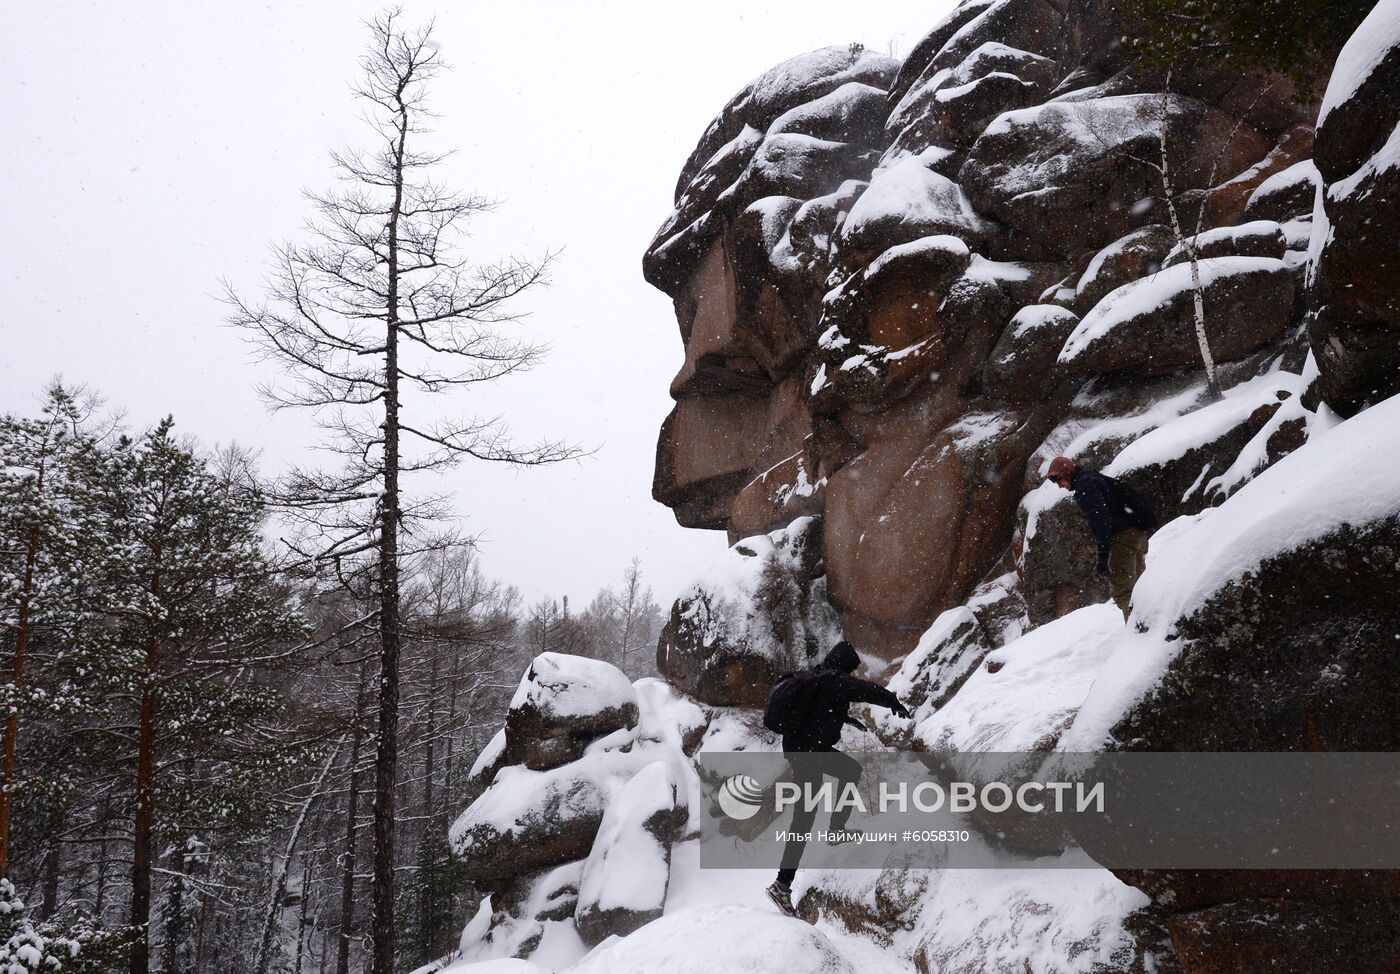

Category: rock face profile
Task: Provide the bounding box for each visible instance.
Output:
[644,0,1322,663]
[443,4,1400,973]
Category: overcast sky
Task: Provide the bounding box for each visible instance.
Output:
[2,0,953,608]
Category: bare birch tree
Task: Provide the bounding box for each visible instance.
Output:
[1074,72,1280,401]
[224,11,581,973]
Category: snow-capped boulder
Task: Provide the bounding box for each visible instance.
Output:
[452,863,587,965]
[1161,220,1286,268]
[645,46,898,295]
[1244,160,1321,225]
[799,860,1176,974]
[884,607,992,731]
[505,653,640,771]
[657,517,837,706]
[1059,257,1295,377]
[911,603,1123,754]
[836,153,995,262]
[1073,225,1175,315]
[886,42,1059,154]
[961,94,1270,254]
[766,81,889,146]
[574,761,687,946]
[569,904,857,974]
[1307,0,1400,415]
[983,303,1080,400]
[449,756,611,886]
[1103,372,1311,520]
[675,47,900,200]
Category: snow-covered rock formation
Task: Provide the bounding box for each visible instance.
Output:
[645,0,1321,664]
[434,2,1400,972]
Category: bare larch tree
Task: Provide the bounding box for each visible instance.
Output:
[224,10,580,973]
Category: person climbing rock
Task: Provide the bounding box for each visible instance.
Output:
[1046,456,1157,620]
[761,640,909,919]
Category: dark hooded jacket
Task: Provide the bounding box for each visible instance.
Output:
[782,643,902,753]
[1071,469,1158,570]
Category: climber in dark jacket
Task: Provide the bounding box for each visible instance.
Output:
[766,641,909,918]
[1046,455,1157,619]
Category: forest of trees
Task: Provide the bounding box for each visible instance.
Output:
[0,11,665,972]
[0,382,663,974]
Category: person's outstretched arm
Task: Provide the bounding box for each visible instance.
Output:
[836,674,910,718]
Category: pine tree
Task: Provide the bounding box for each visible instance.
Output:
[68,420,308,974]
[0,383,97,878]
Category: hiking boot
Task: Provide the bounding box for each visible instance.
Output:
[765,880,797,918]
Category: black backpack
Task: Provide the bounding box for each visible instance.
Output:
[1113,478,1157,531]
[763,670,823,736]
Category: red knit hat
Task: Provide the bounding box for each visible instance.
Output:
[1046,456,1077,483]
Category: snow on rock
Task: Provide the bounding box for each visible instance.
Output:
[767,81,889,145]
[1161,220,1286,268]
[838,152,994,258]
[676,46,899,199]
[800,857,1164,974]
[1073,225,1175,314]
[908,603,1124,753]
[574,761,687,946]
[429,958,551,974]
[726,134,877,210]
[451,863,589,970]
[453,671,706,889]
[983,303,1080,400]
[1316,0,1400,127]
[1059,256,1295,376]
[569,904,857,974]
[885,40,1059,155]
[1244,160,1321,225]
[645,46,898,294]
[884,607,991,734]
[1067,391,1400,752]
[1308,0,1400,415]
[963,94,1268,252]
[657,516,838,707]
[449,750,616,884]
[1105,371,1309,511]
[861,233,971,287]
[505,653,639,771]
[632,678,708,757]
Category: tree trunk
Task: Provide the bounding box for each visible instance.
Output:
[194,884,209,972]
[130,679,158,974]
[39,822,61,920]
[1157,70,1220,400]
[163,845,187,974]
[294,856,314,974]
[336,674,367,974]
[369,85,409,974]
[255,737,345,974]
[0,519,41,876]
[95,792,111,922]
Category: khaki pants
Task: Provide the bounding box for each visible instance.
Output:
[1108,527,1149,619]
